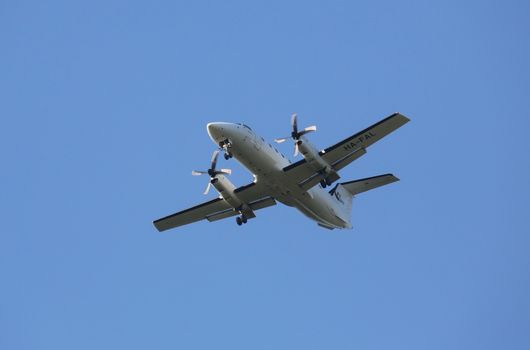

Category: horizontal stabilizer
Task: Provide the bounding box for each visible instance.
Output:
[341,174,399,195]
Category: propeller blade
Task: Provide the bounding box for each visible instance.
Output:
[303,125,317,132]
[298,127,316,137]
[219,168,232,175]
[210,150,220,170]
[192,170,207,176]
[274,137,289,143]
[291,113,298,134]
[294,141,299,157]
[203,181,212,195]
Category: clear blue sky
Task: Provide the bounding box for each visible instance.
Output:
[1,1,529,349]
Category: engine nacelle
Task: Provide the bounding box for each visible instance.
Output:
[210,174,242,208]
[298,136,340,185]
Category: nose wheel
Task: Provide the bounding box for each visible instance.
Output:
[219,139,233,160]
[236,215,248,226]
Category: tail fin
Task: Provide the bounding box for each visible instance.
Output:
[340,174,399,195]
[329,174,400,228]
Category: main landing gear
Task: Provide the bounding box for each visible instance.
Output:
[236,215,248,226]
[219,140,233,160]
[320,178,333,188]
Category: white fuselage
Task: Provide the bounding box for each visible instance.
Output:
[207,122,352,229]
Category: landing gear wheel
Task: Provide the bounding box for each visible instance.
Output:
[236,217,243,226]
[320,180,327,188]
[219,139,233,160]
[223,150,233,160]
[242,216,247,224]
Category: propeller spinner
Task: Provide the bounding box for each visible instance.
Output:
[274,113,316,156]
[192,150,232,195]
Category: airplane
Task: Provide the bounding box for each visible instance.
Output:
[153,112,410,231]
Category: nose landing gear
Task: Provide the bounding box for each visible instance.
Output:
[219,139,233,160]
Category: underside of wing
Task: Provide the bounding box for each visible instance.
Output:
[153,181,276,232]
[205,196,276,222]
[320,112,410,166]
[153,197,231,232]
[283,112,410,188]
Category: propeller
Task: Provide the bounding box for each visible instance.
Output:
[274,113,317,156]
[192,150,232,195]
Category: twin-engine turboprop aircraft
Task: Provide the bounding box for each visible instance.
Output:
[153,112,410,231]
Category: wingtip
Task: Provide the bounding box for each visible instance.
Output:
[393,112,411,123]
[152,221,163,232]
[384,173,400,182]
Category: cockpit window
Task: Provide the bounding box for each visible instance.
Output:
[237,123,252,131]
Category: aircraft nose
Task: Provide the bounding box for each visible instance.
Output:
[207,122,222,141]
[206,122,217,136]
[206,122,232,144]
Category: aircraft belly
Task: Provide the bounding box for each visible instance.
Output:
[229,132,348,228]
[233,142,278,174]
[233,139,290,190]
[291,190,347,229]
[293,201,340,228]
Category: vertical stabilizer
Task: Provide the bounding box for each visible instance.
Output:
[328,184,354,227]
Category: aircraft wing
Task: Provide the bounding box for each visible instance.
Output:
[283,112,410,188]
[153,181,275,232]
